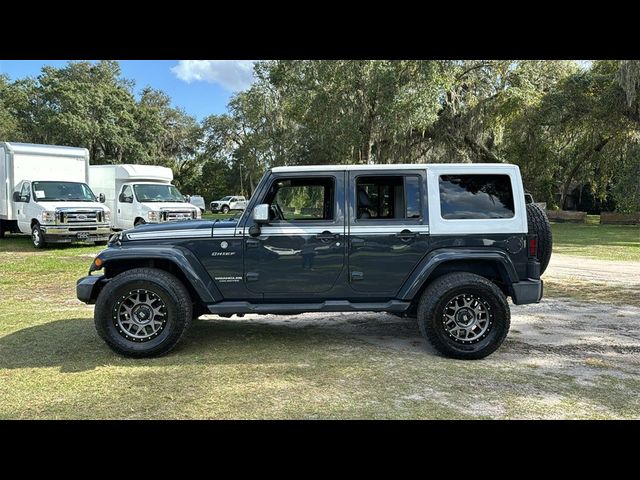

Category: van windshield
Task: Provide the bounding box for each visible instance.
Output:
[134,184,185,203]
[32,181,97,202]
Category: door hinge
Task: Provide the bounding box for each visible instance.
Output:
[351,271,364,281]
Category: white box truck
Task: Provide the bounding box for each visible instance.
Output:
[0,142,112,248]
[89,164,201,230]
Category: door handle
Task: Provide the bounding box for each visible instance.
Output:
[316,231,339,243]
[395,229,418,241]
[246,238,260,248]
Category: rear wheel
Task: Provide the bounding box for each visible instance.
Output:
[134,218,146,227]
[417,272,510,360]
[31,223,46,249]
[94,267,193,357]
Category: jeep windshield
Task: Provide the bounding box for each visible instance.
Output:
[134,184,186,203]
[32,181,97,202]
[219,196,232,201]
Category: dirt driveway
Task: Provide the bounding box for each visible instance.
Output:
[198,253,640,419]
[546,254,640,287]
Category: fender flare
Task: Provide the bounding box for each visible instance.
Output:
[94,246,221,303]
[397,248,519,301]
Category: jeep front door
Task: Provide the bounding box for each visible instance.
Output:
[348,171,429,295]
[244,173,346,296]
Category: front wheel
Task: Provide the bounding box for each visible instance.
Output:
[32,223,46,249]
[417,272,510,360]
[221,205,230,214]
[94,267,193,357]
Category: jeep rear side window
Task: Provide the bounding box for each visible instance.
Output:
[439,174,514,219]
[356,175,421,219]
[267,177,334,221]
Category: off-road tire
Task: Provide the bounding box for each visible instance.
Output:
[32,223,46,249]
[526,203,553,275]
[221,205,230,214]
[94,267,193,358]
[417,272,510,360]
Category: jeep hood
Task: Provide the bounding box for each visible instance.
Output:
[120,218,240,241]
[140,202,199,211]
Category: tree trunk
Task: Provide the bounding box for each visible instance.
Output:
[560,136,610,209]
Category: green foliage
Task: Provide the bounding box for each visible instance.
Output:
[0,60,638,212]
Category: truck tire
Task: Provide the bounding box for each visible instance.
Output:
[526,203,553,275]
[94,267,193,358]
[221,205,230,214]
[417,272,510,360]
[31,223,46,249]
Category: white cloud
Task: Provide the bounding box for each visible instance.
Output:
[171,60,255,91]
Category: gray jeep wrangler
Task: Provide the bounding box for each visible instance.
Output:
[77,163,551,360]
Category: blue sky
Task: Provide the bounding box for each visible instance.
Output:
[0,60,256,120]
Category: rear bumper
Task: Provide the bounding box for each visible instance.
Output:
[41,224,111,243]
[76,275,109,304]
[511,279,543,305]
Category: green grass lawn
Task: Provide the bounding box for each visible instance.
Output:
[1,218,639,419]
[202,212,239,221]
[551,215,640,261]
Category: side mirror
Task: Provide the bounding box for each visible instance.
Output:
[252,204,270,224]
[12,192,20,202]
[99,193,106,203]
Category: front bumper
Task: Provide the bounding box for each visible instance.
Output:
[76,275,109,304]
[41,224,111,243]
[511,279,543,305]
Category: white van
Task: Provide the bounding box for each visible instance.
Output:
[89,164,201,230]
[0,142,111,248]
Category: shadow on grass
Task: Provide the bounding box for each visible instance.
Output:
[0,314,430,372]
[0,234,99,253]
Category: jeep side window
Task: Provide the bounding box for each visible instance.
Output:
[265,177,334,221]
[439,174,514,219]
[356,175,421,219]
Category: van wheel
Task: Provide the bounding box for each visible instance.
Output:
[417,272,510,360]
[32,223,46,249]
[221,205,230,214]
[134,218,146,227]
[94,267,193,358]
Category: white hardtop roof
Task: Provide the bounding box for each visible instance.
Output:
[91,164,174,181]
[1,142,88,157]
[271,163,518,173]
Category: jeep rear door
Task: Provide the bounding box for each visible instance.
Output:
[243,171,346,295]
[347,170,429,295]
